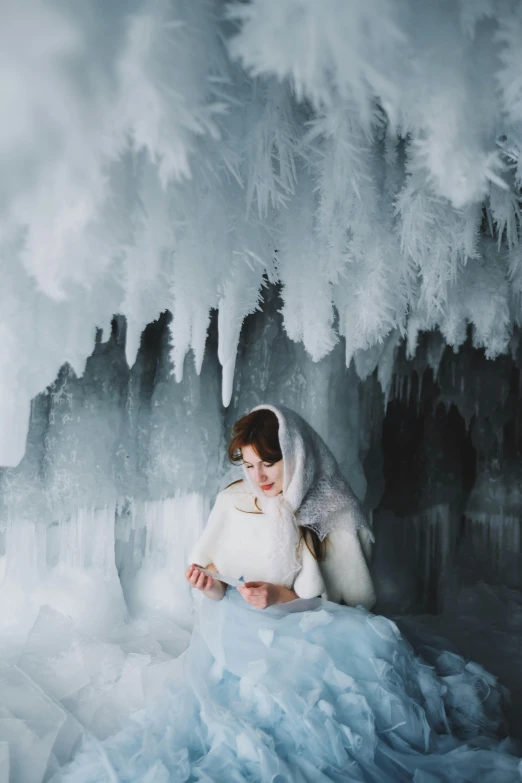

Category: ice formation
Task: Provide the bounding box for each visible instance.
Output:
[2,0,522,465]
[0,300,518,780]
[2,2,522,780]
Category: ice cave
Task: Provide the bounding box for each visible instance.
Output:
[1,1,522,781]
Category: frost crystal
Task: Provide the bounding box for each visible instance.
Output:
[1,0,522,464]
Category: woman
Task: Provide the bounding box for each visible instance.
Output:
[187,404,376,612]
[58,405,521,782]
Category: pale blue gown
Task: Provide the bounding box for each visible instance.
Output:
[56,584,522,782]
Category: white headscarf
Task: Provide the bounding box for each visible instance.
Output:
[241,404,373,583]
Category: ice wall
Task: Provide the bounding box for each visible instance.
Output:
[0,286,370,654]
[0,289,521,779]
[1,290,521,625]
[0,288,371,780]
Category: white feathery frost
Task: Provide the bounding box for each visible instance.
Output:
[1,0,522,464]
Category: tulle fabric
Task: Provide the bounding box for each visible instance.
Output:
[57,591,522,782]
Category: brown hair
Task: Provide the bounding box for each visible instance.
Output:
[228,409,326,561]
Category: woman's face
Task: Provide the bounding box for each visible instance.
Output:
[241,444,284,497]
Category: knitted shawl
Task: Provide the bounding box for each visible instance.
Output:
[242,404,373,541]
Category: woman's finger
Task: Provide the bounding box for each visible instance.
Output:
[195,572,207,589]
[191,568,210,590]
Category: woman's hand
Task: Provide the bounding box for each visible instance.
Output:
[238,581,297,609]
[185,563,226,601]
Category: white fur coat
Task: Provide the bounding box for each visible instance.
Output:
[189,480,376,610]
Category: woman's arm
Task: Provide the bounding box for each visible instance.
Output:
[185,563,226,601]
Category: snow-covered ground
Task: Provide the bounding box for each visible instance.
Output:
[0,497,205,783]
[0,606,191,783]
[0,556,520,783]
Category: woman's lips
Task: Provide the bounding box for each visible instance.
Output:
[260,483,274,491]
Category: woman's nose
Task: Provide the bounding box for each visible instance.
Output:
[255,466,266,482]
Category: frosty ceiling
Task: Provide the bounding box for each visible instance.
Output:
[2,0,522,466]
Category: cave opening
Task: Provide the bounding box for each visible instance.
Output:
[373,332,522,617]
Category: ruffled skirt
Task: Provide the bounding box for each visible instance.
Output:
[56,590,522,782]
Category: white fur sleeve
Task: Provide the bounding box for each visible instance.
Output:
[293,539,326,599]
[187,493,227,567]
[319,526,376,610]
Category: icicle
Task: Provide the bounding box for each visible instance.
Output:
[217,309,240,407]
[125,318,145,370]
[410,504,455,612]
[376,330,400,404]
[2,0,521,469]
[354,344,381,382]
[192,314,209,376]
[217,296,244,408]
[221,358,236,408]
[417,369,423,412]
[169,305,190,384]
[426,332,446,379]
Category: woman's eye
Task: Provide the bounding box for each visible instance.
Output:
[263,463,273,468]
